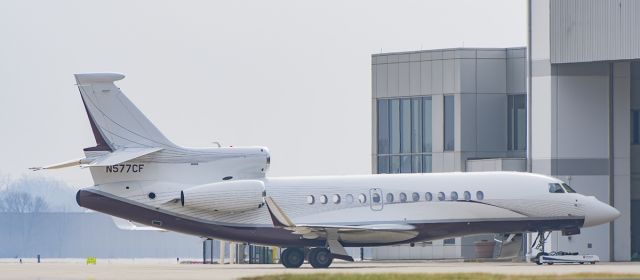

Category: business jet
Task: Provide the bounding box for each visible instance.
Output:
[33,73,621,268]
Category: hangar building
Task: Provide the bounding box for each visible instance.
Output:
[371,0,640,261]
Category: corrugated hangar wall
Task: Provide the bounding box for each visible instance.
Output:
[0,212,203,258]
[551,0,640,63]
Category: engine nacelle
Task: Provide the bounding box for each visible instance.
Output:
[180,180,265,213]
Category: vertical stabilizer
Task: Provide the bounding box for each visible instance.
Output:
[75,73,176,151]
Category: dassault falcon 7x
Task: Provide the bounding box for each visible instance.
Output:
[34,73,621,268]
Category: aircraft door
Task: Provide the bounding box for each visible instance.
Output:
[369,188,383,211]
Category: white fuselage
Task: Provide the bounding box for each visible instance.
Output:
[79,165,619,246]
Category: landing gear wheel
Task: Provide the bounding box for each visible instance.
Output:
[281,248,304,268]
[308,248,333,268]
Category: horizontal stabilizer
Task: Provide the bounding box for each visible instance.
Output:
[86,147,162,167]
[30,147,161,171]
[29,158,83,171]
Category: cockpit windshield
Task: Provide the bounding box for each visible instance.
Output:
[562,183,577,193]
[548,183,565,193]
[548,183,577,193]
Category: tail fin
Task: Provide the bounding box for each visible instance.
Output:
[75,73,176,151]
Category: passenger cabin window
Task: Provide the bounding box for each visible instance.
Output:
[425,192,433,201]
[332,194,341,204]
[358,193,367,204]
[412,192,420,202]
[345,194,354,204]
[562,183,577,193]
[306,195,315,205]
[476,191,484,200]
[548,183,565,193]
[320,195,328,204]
[437,192,445,201]
[463,191,471,201]
[386,193,395,203]
[399,192,407,202]
[450,191,458,201]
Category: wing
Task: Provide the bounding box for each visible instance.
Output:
[264,197,418,261]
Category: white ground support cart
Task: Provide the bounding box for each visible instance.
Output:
[537,252,600,265]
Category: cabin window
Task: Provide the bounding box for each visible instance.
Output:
[476,191,484,200]
[148,192,156,199]
[306,195,315,205]
[437,192,445,201]
[562,183,577,193]
[463,191,471,201]
[450,191,458,201]
[372,193,381,203]
[444,238,456,245]
[399,192,407,203]
[386,193,395,203]
[358,193,367,204]
[332,194,341,204]
[412,192,420,202]
[425,192,433,201]
[345,194,354,204]
[319,195,328,204]
[549,183,565,193]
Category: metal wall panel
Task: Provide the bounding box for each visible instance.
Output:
[551,0,640,63]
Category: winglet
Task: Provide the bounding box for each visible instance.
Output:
[264,197,295,228]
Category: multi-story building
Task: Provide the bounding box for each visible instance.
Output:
[372,0,640,261]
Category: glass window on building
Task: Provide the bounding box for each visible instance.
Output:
[422,155,432,173]
[423,97,432,152]
[411,155,422,173]
[508,94,526,151]
[390,99,400,154]
[400,155,411,173]
[401,99,411,154]
[632,109,640,145]
[444,95,455,151]
[411,98,422,153]
[377,99,390,154]
[377,156,390,174]
[390,155,401,173]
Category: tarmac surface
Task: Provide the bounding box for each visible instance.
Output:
[1,260,640,280]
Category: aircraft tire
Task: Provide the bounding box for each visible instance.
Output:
[308,248,333,268]
[281,248,304,268]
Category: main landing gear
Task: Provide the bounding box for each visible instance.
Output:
[280,247,334,268]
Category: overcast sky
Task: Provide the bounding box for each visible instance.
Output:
[0,0,526,187]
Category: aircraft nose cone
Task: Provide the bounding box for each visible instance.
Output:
[583,198,621,227]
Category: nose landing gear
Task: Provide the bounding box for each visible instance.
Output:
[531,231,551,265]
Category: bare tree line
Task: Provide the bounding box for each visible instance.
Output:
[0,172,81,213]
[0,191,48,213]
